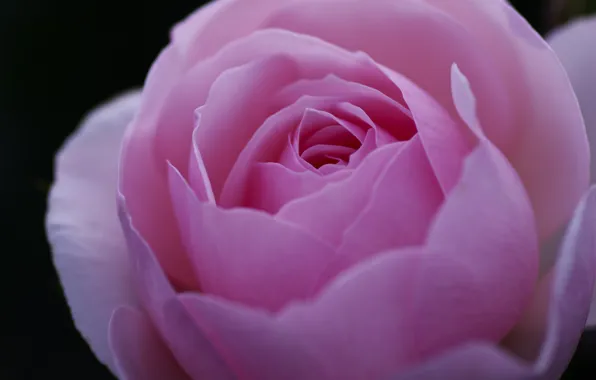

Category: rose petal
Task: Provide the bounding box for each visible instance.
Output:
[429,0,590,240]
[276,138,538,379]
[109,306,188,380]
[383,67,473,194]
[390,344,529,380]
[121,29,399,286]
[301,124,361,151]
[192,54,301,198]
[425,139,538,327]
[548,19,596,183]
[276,142,403,247]
[188,114,215,203]
[117,200,234,379]
[277,74,414,144]
[171,0,290,65]
[301,144,355,166]
[245,162,348,214]
[348,129,377,167]
[154,136,541,380]
[46,91,141,372]
[219,86,407,208]
[505,187,596,378]
[168,163,336,311]
[175,294,328,380]
[264,0,509,148]
[329,135,443,275]
[548,20,596,301]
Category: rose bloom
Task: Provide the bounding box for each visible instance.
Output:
[46,1,596,379]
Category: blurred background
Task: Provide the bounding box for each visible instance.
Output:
[1,0,595,378]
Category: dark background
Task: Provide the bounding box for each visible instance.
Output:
[1,0,595,378]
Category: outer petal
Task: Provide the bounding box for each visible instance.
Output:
[176,294,328,380]
[161,136,538,380]
[46,91,141,373]
[168,164,337,312]
[171,0,293,65]
[548,15,596,327]
[390,344,529,380]
[117,199,235,379]
[428,0,589,241]
[401,186,596,380]
[504,186,596,378]
[109,307,188,380]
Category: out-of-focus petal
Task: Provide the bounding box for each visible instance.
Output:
[109,307,188,380]
[46,91,141,373]
[504,187,596,378]
[168,164,336,312]
[390,344,529,380]
[548,16,596,186]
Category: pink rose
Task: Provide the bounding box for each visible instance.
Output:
[46,1,596,379]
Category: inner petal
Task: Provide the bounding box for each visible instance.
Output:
[301,124,361,153]
[301,144,355,169]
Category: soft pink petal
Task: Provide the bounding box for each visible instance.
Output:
[548,18,596,240]
[217,95,339,207]
[46,91,141,373]
[264,0,509,148]
[276,142,403,247]
[301,124,361,150]
[167,164,336,311]
[275,138,538,379]
[171,0,292,65]
[504,187,596,378]
[119,47,197,289]
[276,74,414,144]
[390,344,529,380]
[290,107,364,173]
[329,136,443,276]
[219,89,401,208]
[429,0,590,241]
[192,54,301,198]
[168,29,402,205]
[121,29,399,285]
[245,162,348,214]
[176,294,328,380]
[334,102,398,146]
[383,67,472,194]
[117,199,235,379]
[348,129,377,167]
[188,115,215,203]
[425,139,538,327]
[109,307,188,380]
[301,144,355,166]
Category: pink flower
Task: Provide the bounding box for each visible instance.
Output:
[46,1,596,379]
